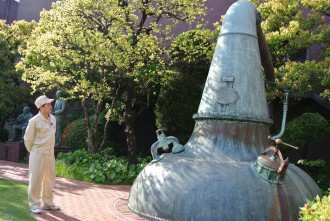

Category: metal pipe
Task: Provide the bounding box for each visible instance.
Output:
[272,90,289,139]
[268,136,299,150]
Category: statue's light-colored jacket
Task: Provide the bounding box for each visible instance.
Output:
[24,112,56,154]
[53,99,66,122]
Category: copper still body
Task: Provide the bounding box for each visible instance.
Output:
[128,1,321,220]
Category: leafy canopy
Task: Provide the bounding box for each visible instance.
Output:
[253,0,330,100]
[0,20,36,128]
[281,113,330,158]
[17,0,207,157]
[17,0,207,100]
[155,29,217,141]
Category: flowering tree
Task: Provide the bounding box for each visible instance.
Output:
[0,20,36,129]
[17,0,206,165]
[252,0,330,100]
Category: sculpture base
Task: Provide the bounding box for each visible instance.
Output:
[0,142,27,162]
[0,142,74,163]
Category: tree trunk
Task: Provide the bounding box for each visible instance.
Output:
[92,100,103,153]
[100,86,121,151]
[124,87,137,166]
[100,119,110,152]
[81,99,96,153]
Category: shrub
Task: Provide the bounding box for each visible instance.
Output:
[155,72,203,142]
[297,159,330,195]
[56,148,151,184]
[61,109,84,131]
[299,191,330,221]
[62,118,87,149]
[155,29,216,143]
[282,113,330,158]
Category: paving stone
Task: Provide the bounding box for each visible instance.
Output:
[0,160,146,221]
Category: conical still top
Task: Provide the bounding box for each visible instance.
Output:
[186,0,273,162]
[128,1,321,220]
[195,0,271,125]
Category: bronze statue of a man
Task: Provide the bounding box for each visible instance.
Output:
[8,106,33,142]
[53,90,67,147]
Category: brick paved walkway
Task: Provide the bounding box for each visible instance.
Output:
[0,160,146,221]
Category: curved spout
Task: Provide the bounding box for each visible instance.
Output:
[272,90,289,139]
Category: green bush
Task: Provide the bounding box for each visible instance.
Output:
[61,109,84,131]
[299,191,330,221]
[297,159,330,195]
[56,148,151,184]
[155,72,203,142]
[62,118,87,149]
[155,29,216,142]
[282,113,330,158]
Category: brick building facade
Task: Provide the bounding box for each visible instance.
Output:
[0,0,54,23]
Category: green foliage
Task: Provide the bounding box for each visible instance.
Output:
[0,20,36,128]
[0,179,36,221]
[61,109,84,131]
[281,113,330,158]
[56,148,151,184]
[255,0,330,101]
[17,0,207,163]
[62,118,87,149]
[298,159,327,167]
[298,159,330,195]
[301,0,330,15]
[259,0,326,65]
[169,29,217,66]
[104,100,125,124]
[155,70,203,142]
[62,114,126,155]
[155,29,216,142]
[277,59,330,97]
[299,191,330,221]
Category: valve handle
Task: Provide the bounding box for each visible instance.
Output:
[268,136,299,150]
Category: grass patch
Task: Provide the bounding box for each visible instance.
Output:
[0,179,35,221]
